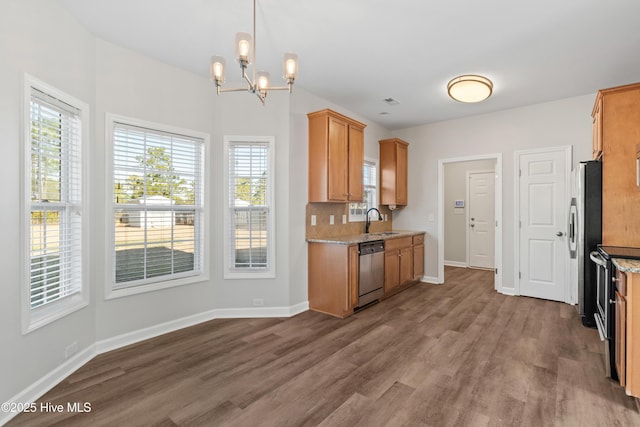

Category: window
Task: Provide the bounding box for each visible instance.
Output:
[23,75,89,333]
[224,136,275,278]
[107,115,207,298]
[349,159,378,222]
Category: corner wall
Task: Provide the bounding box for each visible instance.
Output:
[0,0,97,407]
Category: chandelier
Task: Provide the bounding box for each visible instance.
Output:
[210,0,298,105]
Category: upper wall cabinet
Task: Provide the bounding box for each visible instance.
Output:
[598,82,640,247]
[592,96,603,160]
[379,138,409,207]
[308,109,366,202]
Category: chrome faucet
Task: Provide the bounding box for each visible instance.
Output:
[365,208,383,233]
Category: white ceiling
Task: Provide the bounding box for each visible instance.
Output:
[57,0,640,130]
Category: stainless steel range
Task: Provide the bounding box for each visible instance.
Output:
[590,245,640,379]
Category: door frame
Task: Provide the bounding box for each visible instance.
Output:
[437,153,503,291]
[513,145,573,303]
[466,169,496,269]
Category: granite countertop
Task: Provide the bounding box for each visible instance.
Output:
[306,230,425,245]
[612,258,640,274]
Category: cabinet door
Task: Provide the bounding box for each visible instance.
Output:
[413,244,424,280]
[327,117,349,201]
[396,142,408,205]
[384,250,399,292]
[348,125,364,201]
[348,245,359,311]
[592,97,602,160]
[616,289,626,387]
[399,246,413,286]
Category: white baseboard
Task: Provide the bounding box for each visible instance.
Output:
[3,301,310,426]
[421,275,441,284]
[1,345,97,426]
[95,307,222,354]
[212,303,309,319]
[444,260,468,268]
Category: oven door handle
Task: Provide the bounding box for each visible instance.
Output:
[590,251,607,267]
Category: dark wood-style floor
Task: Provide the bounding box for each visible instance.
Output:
[9,267,640,426]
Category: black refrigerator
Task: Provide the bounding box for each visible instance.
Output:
[569,160,602,327]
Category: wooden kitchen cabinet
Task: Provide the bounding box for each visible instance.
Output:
[308,242,359,318]
[413,234,425,281]
[384,236,413,294]
[592,96,603,160]
[615,269,628,388]
[308,109,366,203]
[615,267,640,398]
[597,82,640,247]
[379,138,409,207]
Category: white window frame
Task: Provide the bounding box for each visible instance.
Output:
[223,136,276,279]
[21,74,90,334]
[349,157,379,222]
[105,114,209,299]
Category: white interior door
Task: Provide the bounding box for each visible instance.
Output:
[517,147,570,302]
[467,171,495,269]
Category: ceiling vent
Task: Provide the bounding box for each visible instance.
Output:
[383,97,400,106]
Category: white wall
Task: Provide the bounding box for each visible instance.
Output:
[0,0,597,412]
[288,89,392,305]
[0,1,394,409]
[0,0,97,407]
[393,95,594,288]
[444,159,496,264]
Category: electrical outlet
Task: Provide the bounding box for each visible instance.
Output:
[428,213,435,222]
[65,341,78,359]
[253,298,264,307]
[384,214,388,222]
[311,215,316,226]
[329,215,335,225]
[342,214,347,224]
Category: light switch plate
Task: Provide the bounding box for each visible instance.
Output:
[311,215,317,226]
[342,214,347,224]
[329,215,335,225]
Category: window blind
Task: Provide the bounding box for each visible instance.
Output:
[349,160,378,221]
[228,141,270,270]
[29,89,83,308]
[112,122,204,288]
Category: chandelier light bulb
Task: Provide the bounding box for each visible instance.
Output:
[257,71,270,90]
[235,32,252,64]
[210,56,225,83]
[283,53,298,81]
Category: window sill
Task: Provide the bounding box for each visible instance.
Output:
[23,292,89,334]
[224,270,276,280]
[106,273,208,300]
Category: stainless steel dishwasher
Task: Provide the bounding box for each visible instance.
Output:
[358,240,385,307]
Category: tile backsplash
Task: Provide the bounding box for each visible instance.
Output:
[306,203,393,239]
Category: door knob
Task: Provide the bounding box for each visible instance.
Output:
[470,224,475,228]
[556,231,563,236]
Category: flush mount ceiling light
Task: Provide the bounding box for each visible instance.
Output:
[447,75,493,103]
[209,0,298,105]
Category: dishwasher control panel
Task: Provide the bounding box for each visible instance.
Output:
[359,240,385,255]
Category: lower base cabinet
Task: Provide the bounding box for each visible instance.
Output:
[384,234,425,295]
[616,269,640,398]
[308,242,358,318]
[308,233,426,318]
